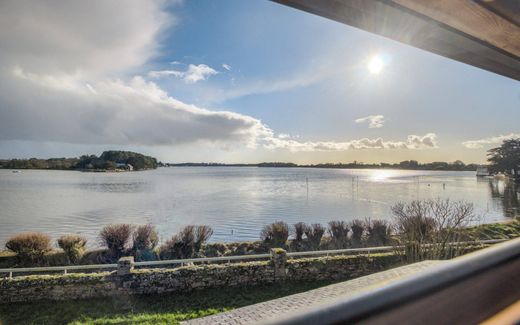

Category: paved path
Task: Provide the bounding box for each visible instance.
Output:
[185,261,443,325]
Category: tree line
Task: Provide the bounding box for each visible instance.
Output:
[165,138,520,175]
[164,160,479,171]
[0,150,157,171]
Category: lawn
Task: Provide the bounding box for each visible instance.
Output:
[470,220,520,240]
[0,280,336,325]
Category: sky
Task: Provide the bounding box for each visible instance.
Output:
[0,0,518,164]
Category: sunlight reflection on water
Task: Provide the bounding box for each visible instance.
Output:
[0,168,517,246]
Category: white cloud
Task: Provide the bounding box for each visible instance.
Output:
[0,1,172,78]
[0,1,441,157]
[222,63,232,71]
[184,64,218,83]
[355,115,385,128]
[1,73,270,147]
[262,133,438,152]
[147,70,184,78]
[2,59,440,151]
[0,1,266,148]
[462,133,520,149]
[148,64,218,83]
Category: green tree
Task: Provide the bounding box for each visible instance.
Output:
[103,160,117,170]
[487,138,520,178]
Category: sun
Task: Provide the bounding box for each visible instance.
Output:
[367,55,384,74]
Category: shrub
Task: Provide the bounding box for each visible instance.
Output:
[5,232,52,261]
[328,220,350,248]
[194,225,213,252]
[135,248,158,261]
[203,242,230,257]
[260,221,289,247]
[160,225,211,259]
[289,222,308,251]
[132,224,159,261]
[366,219,391,247]
[304,223,325,250]
[57,234,87,263]
[392,199,476,262]
[99,224,133,257]
[159,235,183,260]
[350,219,365,248]
[233,242,259,255]
[293,222,306,242]
[133,224,159,251]
[176,225,196,258]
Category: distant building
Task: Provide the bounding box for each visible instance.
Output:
[115,162,133,171]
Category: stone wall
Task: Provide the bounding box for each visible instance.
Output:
[287,253,401,281]
[0,251,402,304]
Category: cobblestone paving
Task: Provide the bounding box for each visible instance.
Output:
[185,261,443,325]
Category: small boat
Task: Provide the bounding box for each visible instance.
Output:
[11,170,21,173]
[476,166,489,177]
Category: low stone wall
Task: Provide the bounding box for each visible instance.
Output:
[0,251,402,304]
[287,253,401,281]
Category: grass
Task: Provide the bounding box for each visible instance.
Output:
[0,280,336,325]
[469,219,520,240]
[0,251,15,257]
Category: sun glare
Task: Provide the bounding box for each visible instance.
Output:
[370,170,393,182]
[367,55,384,74]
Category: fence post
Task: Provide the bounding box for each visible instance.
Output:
[117,256,134,276]
[271,248,287,281]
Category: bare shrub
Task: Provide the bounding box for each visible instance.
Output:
[194,225,214,252]
[5,232,52,261]
[350,219,365,248]
[203,242,229,257]
[328,220,350,248]
[304,223,325,250]
[99,224,133,257]
[133,224,159,251]
[290,222,308,251]
[57,234,87,263]
[392,199,477,262]
[233,242,262,255]
[176,225,196,258]
[366,219,391,247]
[132,224,159,261]
[160,225,212,259]
[260,221,289,247]
[293,222,306,242]
[159,236,182,259]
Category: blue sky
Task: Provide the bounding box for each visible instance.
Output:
[0,0,518,163]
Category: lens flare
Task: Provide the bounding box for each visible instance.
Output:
[367,55,384,74]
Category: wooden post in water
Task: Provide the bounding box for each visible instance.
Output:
[306,177,309,200]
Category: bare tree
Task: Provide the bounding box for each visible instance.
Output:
[392,199,477,262]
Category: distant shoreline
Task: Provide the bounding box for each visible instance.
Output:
[1,157,482,172]
[1,168,155,173]
[1,164,480,172]
[161,161,480,172]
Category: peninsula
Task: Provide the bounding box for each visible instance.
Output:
[0,151,158,171]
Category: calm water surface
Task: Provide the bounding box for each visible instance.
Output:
[0,167,518,246]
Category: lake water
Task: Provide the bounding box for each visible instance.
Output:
[0,168,518,247]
